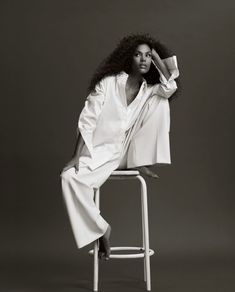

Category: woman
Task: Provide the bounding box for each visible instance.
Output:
[60,33,180,260]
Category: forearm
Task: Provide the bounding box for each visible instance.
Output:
[72,133,85,158]
[152,49,171,80]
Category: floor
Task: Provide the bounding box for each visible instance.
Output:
[1,252,235,292]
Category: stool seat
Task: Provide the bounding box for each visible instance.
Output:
[110,169,140,176]
[89,169,153,291]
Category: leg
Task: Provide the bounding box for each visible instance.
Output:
[60,160,118,250]
[61,167,109,249]
[117,132,158,178]
[117,148,128,170]
[138,175,151,291]
[93,188,99,291]
[126,96,171,170]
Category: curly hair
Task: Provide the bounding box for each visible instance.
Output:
[87,33,181,102]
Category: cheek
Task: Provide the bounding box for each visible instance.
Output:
[147,59,152,68]
[132,58,139,68]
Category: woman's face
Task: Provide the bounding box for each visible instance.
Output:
[131,43,152,75]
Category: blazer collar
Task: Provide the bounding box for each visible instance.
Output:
[117,71,147,87]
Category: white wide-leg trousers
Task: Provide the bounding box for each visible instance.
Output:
[60,158,123,249]
[60,95,170,249]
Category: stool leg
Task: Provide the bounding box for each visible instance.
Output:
[141,189,147,283]
[138,176,151,291]
[93,188,100,291]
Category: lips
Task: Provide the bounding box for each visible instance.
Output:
[139,64,147,68]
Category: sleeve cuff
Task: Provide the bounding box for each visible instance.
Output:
[160,55,179,84]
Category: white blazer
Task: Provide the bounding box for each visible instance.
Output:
[77,56,179,170]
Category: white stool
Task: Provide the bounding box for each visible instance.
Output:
[88,170,155,291]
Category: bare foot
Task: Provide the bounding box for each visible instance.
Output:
[135,166,159,179]
[98,224,112,260]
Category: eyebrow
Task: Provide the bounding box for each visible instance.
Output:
[135,50,152,53]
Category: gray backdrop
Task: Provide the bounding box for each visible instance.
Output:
[1,0,234,291]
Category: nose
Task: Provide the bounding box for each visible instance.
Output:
[140,55,146,62]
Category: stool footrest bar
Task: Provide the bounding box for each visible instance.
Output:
[89,246,155,259]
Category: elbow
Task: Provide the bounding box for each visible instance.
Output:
[160,80,178,99]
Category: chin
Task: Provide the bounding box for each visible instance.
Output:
[139,68,149,75]
[137,67,146,72]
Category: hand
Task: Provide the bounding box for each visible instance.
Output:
[61,156,80,174]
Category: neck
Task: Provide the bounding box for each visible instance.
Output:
[127,71,143,87]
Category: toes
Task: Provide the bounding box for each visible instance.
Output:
[98,227,111,261]
[105,251,110,260]
[98,251,105,260]
[104,245,111,260]
[98,245,111,260]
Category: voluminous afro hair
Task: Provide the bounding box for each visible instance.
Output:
[87,33,181,103]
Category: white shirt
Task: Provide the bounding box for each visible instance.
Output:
[77,55,179,170]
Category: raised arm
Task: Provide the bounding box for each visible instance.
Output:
[151,48,179,98]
